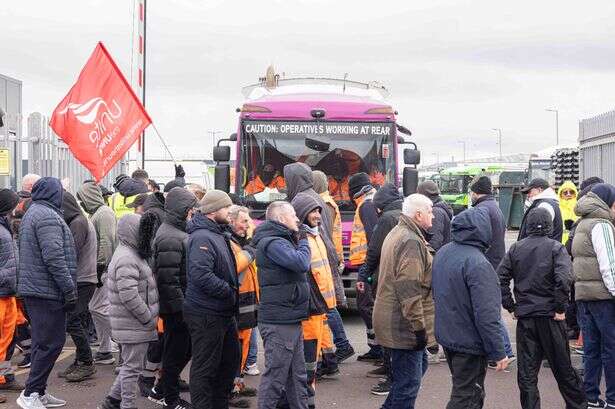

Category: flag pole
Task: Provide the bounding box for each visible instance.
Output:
[141,0,147,170]
[151,123,176,165]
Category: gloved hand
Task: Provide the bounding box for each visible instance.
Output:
[414,329,427,350]
[63,291,78,312]
[297,229,308,241]
[175,164,186,178]
[427,345,439,355]
[96,264,107,288]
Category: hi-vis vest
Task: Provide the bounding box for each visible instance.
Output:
[109,193,137,220]
[320,192,344,265]
[350,195,369,266]
[230,240,259,330]
[307,233,336,309]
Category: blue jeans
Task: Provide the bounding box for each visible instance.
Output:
[382,349,428,409]
[246,328,258,366]
[500,318,514,357]
[578,300,615,404]
[327,308,351,350]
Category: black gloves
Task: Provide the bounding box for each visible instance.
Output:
[427,345,439,355]
[96,264,107,288]
[175,164,186,178]
[63,291,78,312]
[297,229,308,241]
[414,329,427,350]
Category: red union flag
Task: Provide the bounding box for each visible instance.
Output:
[50,42,151,181]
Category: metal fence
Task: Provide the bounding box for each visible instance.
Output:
[0,112,128,192]
[579,109,615,184]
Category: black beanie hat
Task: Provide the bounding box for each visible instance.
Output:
[591,183,615,208]
[0,189,19,216]
[470,176,492,195]
[349,172,371,198]
[580,177,604,192]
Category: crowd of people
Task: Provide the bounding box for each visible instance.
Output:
[0,162,612,409]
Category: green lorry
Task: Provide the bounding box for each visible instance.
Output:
[439,165,505,215]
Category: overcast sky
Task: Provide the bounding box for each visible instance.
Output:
[3,0,615,164]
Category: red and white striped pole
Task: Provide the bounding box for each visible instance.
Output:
[137,0,146,169]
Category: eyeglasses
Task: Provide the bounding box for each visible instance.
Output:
[562,190,575,196]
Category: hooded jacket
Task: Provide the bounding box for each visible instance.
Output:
[253,220,311,324]
[184,212,239,317]
[558,181,578,244]
[572,192,615,301]
[77,182,117,271]
[18,177,77,302]
[139,192,166,261]
[107,214,159,344]
[373,214,435,350]
[109,175,149,219]
[432,207,506,361]
[284,163,344,304]
[473,194,506,270]
[519,188,563,243]
[0,216,17,296]
[429,197,453,251]
[358,183,403,283]
[498,208,573,318]
[62,191,97,285]
[153,188,198,315]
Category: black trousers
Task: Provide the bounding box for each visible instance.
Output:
[159,312,191,404]
[66,283,96,365]
[516,317,586,409]
[444,349,487,409]
[24,297,66,396]
[185,312,240,409]
[357,281,381,354]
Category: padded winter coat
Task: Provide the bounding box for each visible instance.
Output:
[0,217,17,296]
[107,214,159,344]
[18,177,77,302]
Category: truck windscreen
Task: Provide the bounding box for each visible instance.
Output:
[238,120,395,210]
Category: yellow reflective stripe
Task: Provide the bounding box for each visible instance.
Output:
[311,259,327,269]
[352,225,365,233]
[349,244,368,255]
[322,290,336,300]
[239,305,256,314]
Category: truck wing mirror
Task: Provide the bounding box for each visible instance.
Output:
[403,168,419,196]
[213,146,231,162]
[214,164,230,193]
[403,148,421,165]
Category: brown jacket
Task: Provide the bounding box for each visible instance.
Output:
[373,214,435,350]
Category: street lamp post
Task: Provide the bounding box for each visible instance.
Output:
[491,128,502,160]
[458,140,466,164]
[545,108,559,145]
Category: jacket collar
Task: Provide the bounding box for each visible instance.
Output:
[399,214,427,243]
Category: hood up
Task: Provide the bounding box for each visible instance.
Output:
[557,181,578,200]
[373,183,402,212]
[77,182,106,214]
[451,207,491,251]
[525,207,553,236]
[291,192,322,224]
[117,213,141,249]
[284,163,313,201]
[31,177,63,210]
[165,187,197,227]
[143,192,165,214]
[574,192,613,221]
[62,191,83,225]
[312,170,328,195]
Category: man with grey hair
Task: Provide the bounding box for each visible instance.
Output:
[21,174,41,195]
[373,193,436,408]
[252,201,311,409]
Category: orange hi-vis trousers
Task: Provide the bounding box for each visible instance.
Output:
[302,314,325,407]
[0,297,17,384]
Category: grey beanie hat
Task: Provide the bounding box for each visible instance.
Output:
[199,189,232,214]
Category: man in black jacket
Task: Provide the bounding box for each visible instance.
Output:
[356,183,402,395]
[519,178,563,242]
[498,208,586,409]
[470,176,516,367]
[252,201,311,409]
[417,181,452,251]
[151,187,197,409]
[184,189,239,409]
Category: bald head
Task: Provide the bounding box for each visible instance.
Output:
[266,201,299,232]
[22,174,41,193]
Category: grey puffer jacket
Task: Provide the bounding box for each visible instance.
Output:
[18,177,77,302]
[0,217,17,296]
[107,214,159,344]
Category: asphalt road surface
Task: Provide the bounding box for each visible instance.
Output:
[8,234,586,408]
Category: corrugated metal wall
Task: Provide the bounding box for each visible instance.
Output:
[579,110,615,184]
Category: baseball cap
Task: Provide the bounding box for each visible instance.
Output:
[126,193,148,208]
[521,178,550,194]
